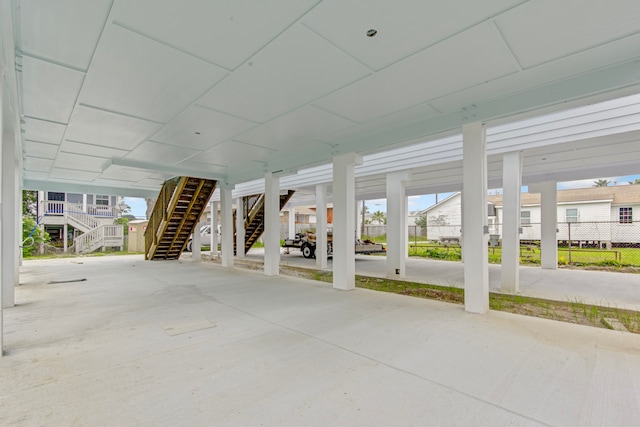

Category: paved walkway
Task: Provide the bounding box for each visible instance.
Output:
[238,249,640,311]
[2,255,639,425]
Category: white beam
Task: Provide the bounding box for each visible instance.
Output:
[332,153,363,290]
[462,122,489,313]
[530,181,558,269]
[235,197,245,258]
[501,151,523,292]
[316,184,328,270]
[2,127,18,310]
[264,173,280,276]
[210,201,218,259]
[288,208,295,239]
[220,185,234,267]
[386,171,411,278]
[192,221,202,262]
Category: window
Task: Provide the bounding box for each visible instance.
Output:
[566,208,578,223]
[95,195,109,206]
[619,207,633,224]
[520,210,531,226]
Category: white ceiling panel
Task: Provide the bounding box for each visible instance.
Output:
[235,106,355,149]
[495,0,640,69]
[24,140,58,159]
[304,0,523,70]
[54,153,108,172]
[198,24,371,123]
[125,141,200,165]
[19,0,112,70]
[20,56,85,123]
[100,165,152,182]
[195,141,275,166]
[49,168,101,181]
[65,105,159,151]
[430,32,640,115]
[24,157,54,172]
[152,105,256,150]
[22,118,66,145]
[170,160,229,177]
[80,24,228,123]
[313,22,518,123]
[112,0,321,70]
[59,140,129,159]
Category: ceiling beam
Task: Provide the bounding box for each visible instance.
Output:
[23,179,159,198]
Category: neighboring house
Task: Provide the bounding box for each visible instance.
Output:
[419,185,640,245]
[37,191,125,253]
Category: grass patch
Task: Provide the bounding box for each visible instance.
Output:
[274,265,640,334]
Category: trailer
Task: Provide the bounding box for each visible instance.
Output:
[283,232,386,259]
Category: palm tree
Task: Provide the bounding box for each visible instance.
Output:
[371,210,386,225]
[628,178,640,185]
[593,179,611,187]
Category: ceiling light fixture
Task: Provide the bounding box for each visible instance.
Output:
[366,29,377,37]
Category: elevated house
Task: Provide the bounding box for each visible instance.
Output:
[36,191,126,253]
[420,185,640,246]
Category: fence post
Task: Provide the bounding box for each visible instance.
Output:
[567,222,572,264]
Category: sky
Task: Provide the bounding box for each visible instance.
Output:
[123,174,640,218]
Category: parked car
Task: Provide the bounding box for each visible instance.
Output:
[186,224,220,252]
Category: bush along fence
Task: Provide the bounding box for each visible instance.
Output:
[361,222,640,267]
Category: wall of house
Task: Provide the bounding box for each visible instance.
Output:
[611,203,640,244]
[426,194,462,240]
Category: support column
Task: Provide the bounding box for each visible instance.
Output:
[332,153,363,290]
[386,171,411,278]
[2,125,18,309]
[235,196,245,258]
[501,151,523,292]
[82,194,87,212]
[63,223,68,253]
[462,122,489,313]
[530,181,558,269]
[1,65,4,354]
[220,185,234,267]
[315,183,328,270]
[263,173,280,276]
[210,201,219,259]
[192,221,202,262]
[356,201,363,240]
[288,208,296,239]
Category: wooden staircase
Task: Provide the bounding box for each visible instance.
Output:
[145,177,217,260]
[234,190,295,255]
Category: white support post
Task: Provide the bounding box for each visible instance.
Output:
[316,184,328,270]
[210,201,218,259]
[192,221,202,262]
[263,173,280,276]
[2,126,18,311]
[63,223,68,253]
[462,122,489,313]
[288,208,296,239]
[386,171,411,278]
[332,153,363,290]
[235,196,245,258]
[501,151,523,292]
[82,194,87,212]
[220,185,234,267]
[1,66,4,355]
[356,201,363,241]
[530,181,558,269]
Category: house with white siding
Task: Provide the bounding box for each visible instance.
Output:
[419,185,640,246]
[37,191,126,253]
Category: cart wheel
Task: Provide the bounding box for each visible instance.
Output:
[302,243,315,259]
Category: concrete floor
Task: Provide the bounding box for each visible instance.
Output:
[2,255,640,426]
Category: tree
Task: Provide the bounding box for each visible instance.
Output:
[22,216,49,257]
[371,210,386,225]
[415,214,428,228]
[22,190,37,217]
[593,179,611,187]
[628,178,640,185]
[145,198,157,219]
